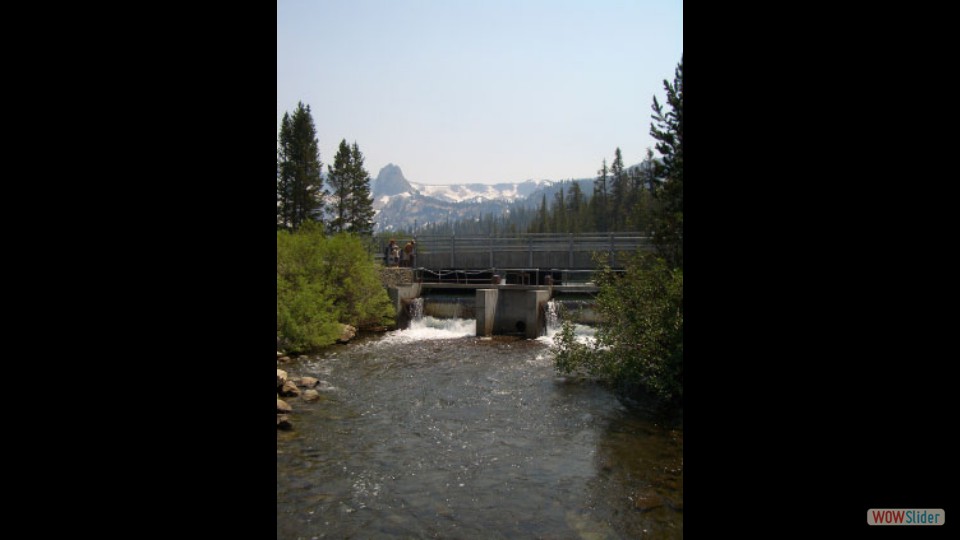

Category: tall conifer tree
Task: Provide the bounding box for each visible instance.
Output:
[326,139,352,233]
[592,159,609,232]
[347,142,375,236]
[610,148,626,231]
[277,102,325,231]
[650,57,683,268]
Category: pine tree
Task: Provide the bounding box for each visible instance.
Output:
[567,181,585,234]
[347,142,375,236]
[276,152,285,229]
[326,139,352,234]
[650,57,683,268]
[641,147,659,195]
[327,140,376,236]
[277,102,326,231]
[534,193,549,233]
[277,113,293,229]
[610,148,626,231]
[553,186,566,233]
[592,159,609,232]
[621,149,651,231]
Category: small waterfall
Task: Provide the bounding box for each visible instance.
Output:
[383,313,475,343]
[389,296,474,343]
[409,297,424,321]
[545,300,562,335]
[420,294,474,319]
[538,299,597,346]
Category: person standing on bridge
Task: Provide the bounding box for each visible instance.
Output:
[385,239,399,267]
[403,240,415,268]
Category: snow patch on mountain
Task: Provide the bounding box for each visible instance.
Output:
[409,180,551,204]
[370,163,582,232]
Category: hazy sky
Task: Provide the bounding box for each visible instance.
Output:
[278,0,682,185]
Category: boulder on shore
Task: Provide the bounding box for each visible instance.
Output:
[337,324,357,344]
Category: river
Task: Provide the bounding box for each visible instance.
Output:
[277,315,683,539]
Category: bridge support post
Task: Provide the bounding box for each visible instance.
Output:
[475,289,499,337]
[525,289,551,339]
[387,283,421,329]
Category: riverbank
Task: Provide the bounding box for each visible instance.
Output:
[277,363,340,430]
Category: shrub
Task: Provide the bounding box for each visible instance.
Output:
[277,225,394,353]
[553,252,683,403]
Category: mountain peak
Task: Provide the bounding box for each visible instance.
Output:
[373,164,414,198]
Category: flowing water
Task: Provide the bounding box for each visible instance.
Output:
[277,311,682,539]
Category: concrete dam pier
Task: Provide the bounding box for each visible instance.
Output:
[475,287,551,339]
[388,281,597,339]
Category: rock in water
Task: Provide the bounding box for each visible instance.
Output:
[634,491,663,511]
[277,369,288,390]
[277,414,292,430]
[280,380,301,397]
[277,397,292,414]
[298,376,319,388]
[302,389,321,402]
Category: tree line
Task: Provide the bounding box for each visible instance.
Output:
[527,149,659,235]
[276,101,376,235]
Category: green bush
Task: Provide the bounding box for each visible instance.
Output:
[553,252,683,403]
[277,225,394,353]
[317,233,395,328]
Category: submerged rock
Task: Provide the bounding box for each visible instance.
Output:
[277,414,292,430]
[634,491,663,511]
[302,389,321,402]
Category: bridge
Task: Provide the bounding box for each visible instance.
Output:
[383,233,652,338]
[382,232,652,286]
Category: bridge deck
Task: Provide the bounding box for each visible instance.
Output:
[420,283,599,293]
